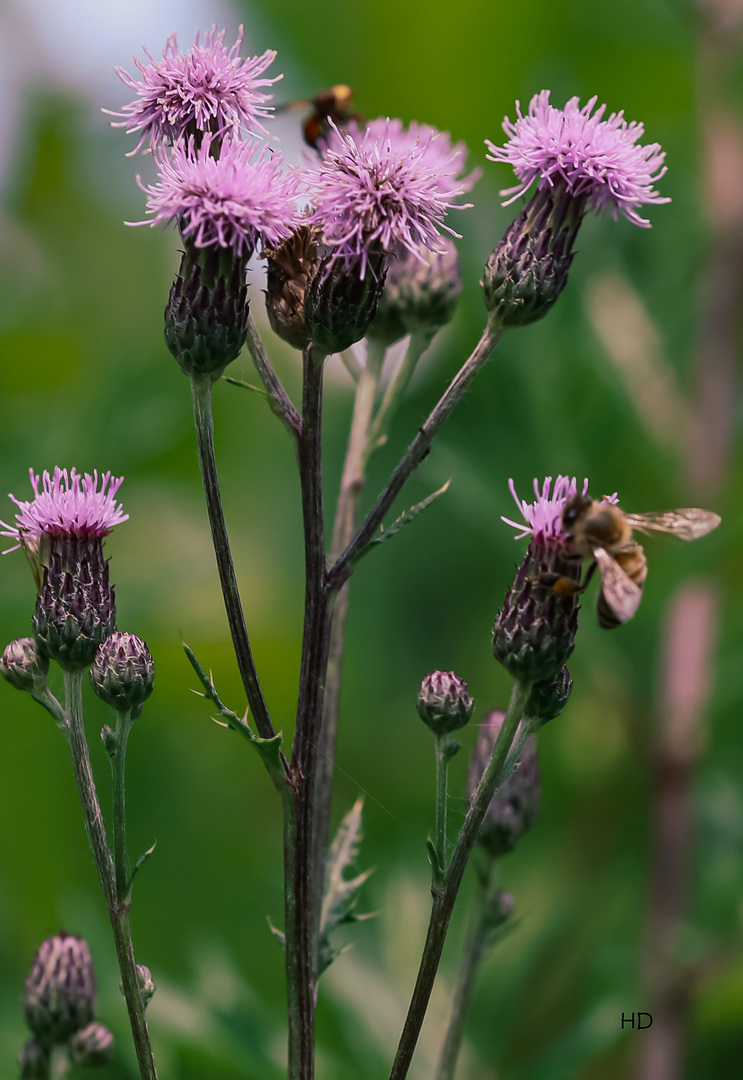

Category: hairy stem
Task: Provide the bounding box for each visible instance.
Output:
[435,861,495,1080]
[286,345,332,1080]
[433,734,451,887]
[312,340,385,930]
[111,711,133,901]
[327,323,503,590]
[244,310,302,439]
[389,678,530,1080]
[62,671,157,1080]
[190,376,279,749]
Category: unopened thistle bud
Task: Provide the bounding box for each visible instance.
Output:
[18,1039,49,1080]
[70,1022,115,1067]
[264,225,321,351]
[304,250,387,355]
[469,711,541,857]
[34,537,116,672]
[165,239,249,381]
[417,670,474,736]
[23,933,97,1045]
[525,664,573,727]
[484,888,515,930]
[135,964,156,1007]
[367,238,463,346]
[90,632,154,715]
[482,183,583,328]
[1,637,49,693]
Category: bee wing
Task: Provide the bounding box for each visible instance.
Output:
[622,508,721,541]
[594,546,643,623]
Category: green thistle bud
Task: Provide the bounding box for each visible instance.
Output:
[18,1039,50,1080]
[33,537,116,673]
[468,711,541,857]
[90,633,154,715]
[135,964,156,1007]
[1,637,49,693]
[482,183,585,329]
[305,250,387,355]
[493,539,581,684]
[164,239,249,381]
[484,888,515,930]
[525,665,573,727]
[417,670,474,736]
[264,225,321,351]
[70,1022,114,1067]
[367,239,462,347]
[23,933,96,1045]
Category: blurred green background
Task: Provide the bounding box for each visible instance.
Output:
[1,0,742,1077]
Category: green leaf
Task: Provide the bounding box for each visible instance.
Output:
[318,796,373,976]
[357,480,451,564]
[222,375,271,399]
[127,840,157,898]
[267,916,285,951]
[183,642,286,789]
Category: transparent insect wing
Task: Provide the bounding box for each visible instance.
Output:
[622,508,721,541]
[594,546,644,623]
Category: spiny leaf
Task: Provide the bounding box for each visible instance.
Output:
[222,375,271,399]
[318,796,373,975]
[357,480,451,564]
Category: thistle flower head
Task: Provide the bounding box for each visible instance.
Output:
[23,932,97,1045]
[1,468,127,553]
[130,136,301,258]
[501,476,618,545]
[305,118,473,278]
[486,91,670,227]
[106,26,281,154]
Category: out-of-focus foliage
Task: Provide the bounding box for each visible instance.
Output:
[1,1,741,1077]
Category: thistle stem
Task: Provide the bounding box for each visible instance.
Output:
[388,677,530,1080]
[111,711,133,902]
[62,671,157,1080]
[312,340,385,931]
[244,310,302,439]
[190,376,280,750]
[432,734,451,887]
[50,1045,72,1079]
[327,323,503,591]
[367,330,434,452]
[286,344,332,1080]
[435,862,496,1080]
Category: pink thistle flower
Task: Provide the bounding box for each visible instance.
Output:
[486,91,670,227]
[129,136,302,257]
[105,26,281,154]
[502,476,619,543]
[304,119,473,278]
[1,468,128,553]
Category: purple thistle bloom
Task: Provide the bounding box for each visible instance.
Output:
[486,91,670,227]
[502,476,618,543]
[129,136,302,257]
[105,25,281,154]
[1,468,127,552]
[305,118,473,278]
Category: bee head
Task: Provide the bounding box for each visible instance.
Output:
[561,493,593,533]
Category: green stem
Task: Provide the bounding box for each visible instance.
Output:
[433,735,451,887]
[327,323,503,591]
[435,862,496,1080]
[286,344,332,1080]
[244,310,302,439]
[62,671,157,1080]
[312,341,385,934]
[190,376,280,750]
[111,711,133,901]
[367,330,434,452]
[388,678,530,1080]
[50,1045,72,1079]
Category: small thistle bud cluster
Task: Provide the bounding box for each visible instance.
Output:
[417,670,474,736]
[0,637,48,693]
[23,933,97,1045]
[525,664,573,727]
[90,632,155,715]
[21,932,114,1071]
[368,238,463,346]
[468,712,541,858]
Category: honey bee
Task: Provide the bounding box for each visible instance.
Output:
[275,85,364,150]
[556,494,721,628]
